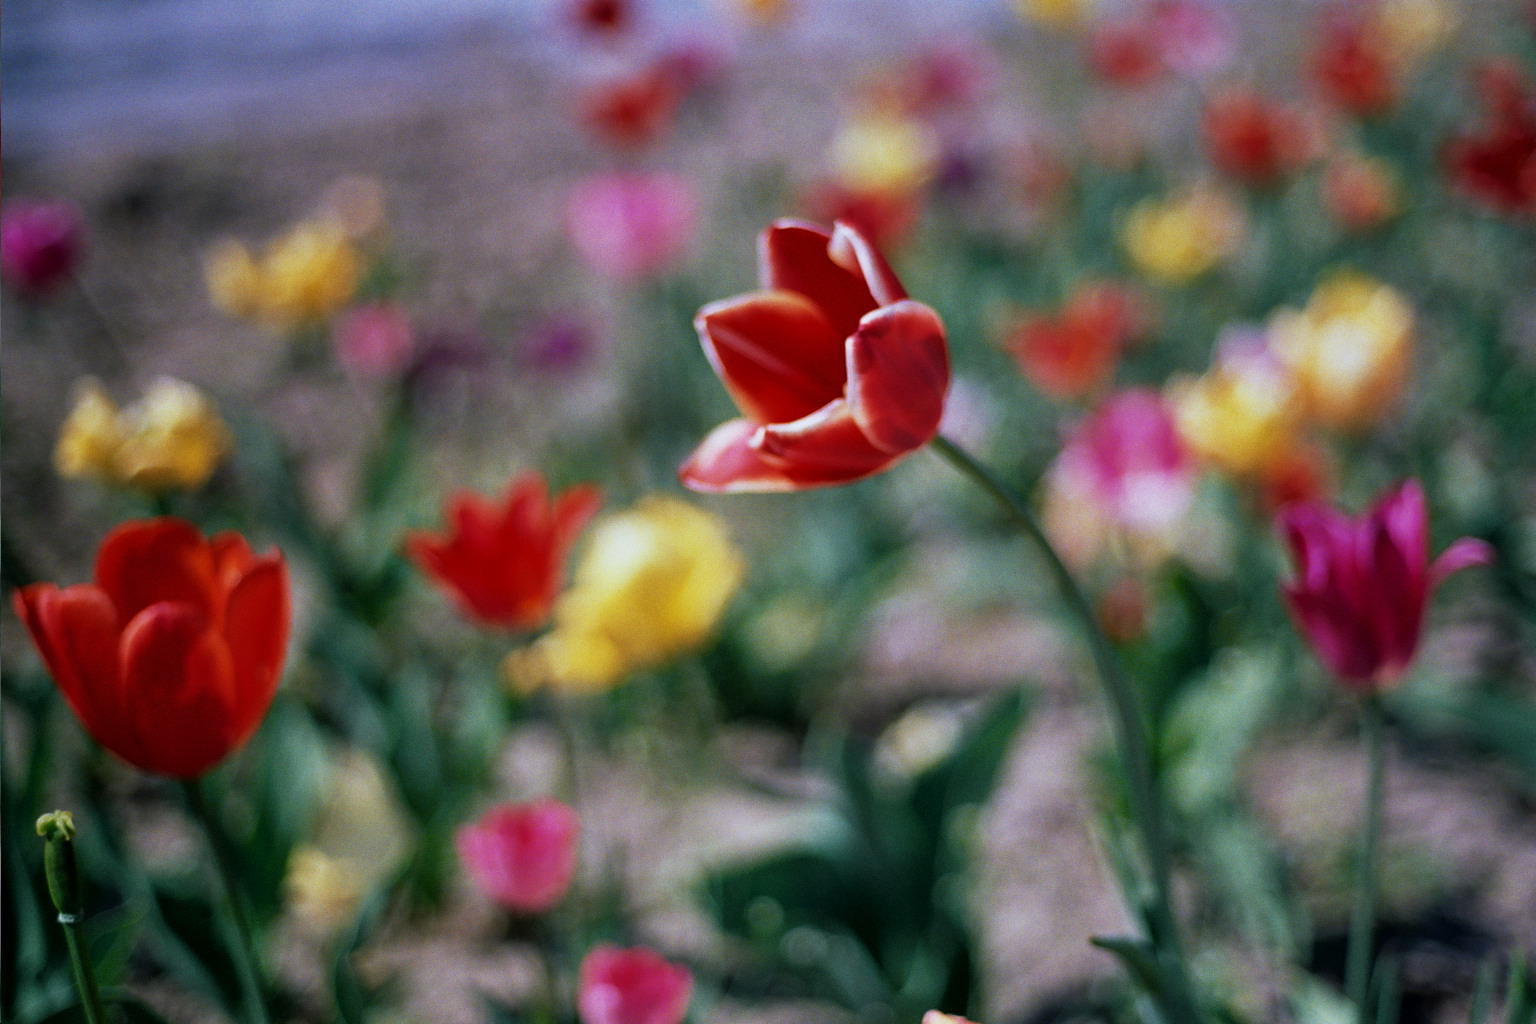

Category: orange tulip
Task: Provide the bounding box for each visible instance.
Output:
[13,518,290,778]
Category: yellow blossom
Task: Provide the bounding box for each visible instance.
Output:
[1168,350,1301,479]
[833,113,939,197]
[1014,0,1088,29]
[205,219,360,328]
[1122,188,1244,284]
[55,377,230,493]
[1376,0,1457,69]
[507,496,744,694]
[203,239,264,319]
[1269,272,1413,432]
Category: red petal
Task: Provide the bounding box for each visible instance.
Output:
[95,518,218,623]
[120,602,239,777]
[845,300,949,454]
[697,291,847,424]
[680,418,837,492]
[828,221,908,307]
[222,557,290,746]
[754,399,899,478]
[552,485,604,552]
[758,220,879,347]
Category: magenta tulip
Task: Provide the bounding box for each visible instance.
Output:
[578,946,693,1024]
[456,799,579,913]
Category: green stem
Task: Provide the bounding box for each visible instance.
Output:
[928,435,1202,1022]
[36,812,108,1024]
[1347,695,1386,1018]
[179,779,274,1024]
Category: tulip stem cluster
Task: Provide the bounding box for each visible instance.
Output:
[36,811,107,1024]
[1346,695,1386,1020]
[180,780,273,1024]
[928,434,1202,1023]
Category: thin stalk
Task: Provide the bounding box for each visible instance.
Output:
[1347,695,1386,1019]
[928,434,1201,1022]
[36,812,108,1024]
[180,779,274,1024]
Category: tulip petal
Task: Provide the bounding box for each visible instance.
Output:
[1430,537,1496,587]
[829,221,908,307]
[120,602,239,777]
[679,418,828,492]
[222,557,291,744]
[1283,585,1379,685]
[697,291,847,423]
[753,400,900,483]
[845,300,949,454]
[759,220,879,345]
[552,485,604,551]
[96,518,217,622]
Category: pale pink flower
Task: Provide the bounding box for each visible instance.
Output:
[335,302,415,377]
[456,799,579,913]
[566,173,698,280]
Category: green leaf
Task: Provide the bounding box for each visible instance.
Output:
[1089,935,1165,998]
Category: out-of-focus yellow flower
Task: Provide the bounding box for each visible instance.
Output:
[1168,346,1301,479]
[832,113,939,197]
[724,0,792,26]
[1269,271,1413,432]
[1122,188,1244,284]
[1376,0,1457,68]
[55,377,230,493]
[205,219,360,328]
[506,496,744,695]
[284,750,408,937]
[1015,0,1088,29]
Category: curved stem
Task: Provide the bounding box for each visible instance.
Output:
[928,435,1201,1022]
[180,779,274,1024]
[1346,695,1386,1018]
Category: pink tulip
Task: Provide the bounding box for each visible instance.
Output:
[2,199,84,297]
[1057,389,1196,537]
[335,302,415,378]
[578,946,693,1024]
[1278,480,1494,689]
[566,173,697,280]
[455,799,579,913]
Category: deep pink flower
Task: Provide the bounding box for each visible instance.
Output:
[456,799,580,914]
[2,199,84,297]
[1279,480,1494,689]
[1055,389,1197,537]
[566,173,698,280]
[578,946,693,1024]
[335,302,415,377]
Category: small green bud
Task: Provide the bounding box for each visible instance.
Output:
[36,809,83,917]
[35,810,76,842]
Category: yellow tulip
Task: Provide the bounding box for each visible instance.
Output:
[1168,348,1302,479]
[833,113,939,197]
[1015,0,1088,29]
[1269,272,1413,432]
[203,239,264,320]
[205,219,360,328]
[55,378,230,493]
[508,496,744,694]
[1122,188,1244,284]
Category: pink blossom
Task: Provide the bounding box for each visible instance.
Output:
[566,173,698,280]
[578,946,693,1024]
[1150,0,1237,79]
[1058,389,1196,537]
[456,799,579,913]
[2,199,84,297]
[1278,480,1494,689]
[335,302,415,378]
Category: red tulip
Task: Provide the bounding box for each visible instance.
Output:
[1007,282,1148,400]
[680,220,949,492]
[2,199,84,297]
[578,946,693,1024]
[1278,480,1494,689]
[12,518,290,778]
[1089,20,1163,88]
[1445,62,1536,216]
[1203,88,1315,187]
[1312,14,1397,117]
[456,799,579,914]
[406,474,602,631]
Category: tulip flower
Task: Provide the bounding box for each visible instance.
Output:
[1006,281,1148,400]
[1122,187,1244,284]
[579,67,683,149]
[55,377,231,494]
[508,496,743,694]
[1312,13,1398,117]
[680,220,949,491]
[1445,62,1536,216]
[13,518,290,778]
[456,799,579,914]
[1323,154,1400,232]
[1202,89,1315,187]
[566,173,698,280]
[334,301,416,378]
[205,220,361,328]
[1,199,84,297]
[1168,330,1302,480]
[406,474,602,632]
[578,946,693,1024]
[1278,480,1493,689]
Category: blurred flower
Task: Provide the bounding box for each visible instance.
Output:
[285,848,363,935]
[1203,88,1316,186]
[580,66,684,149]
[579,946,693,1024]
[569,0,632,37]
[1445,62,1536,216]
[1,199,84,297]
[902,41,996,117]
[56,377,230,494]
[456,799,579,914]
[1375,0,1457,68]
[1312,12,1398,118]
[875,703,965,780]
[1006,281,1149,400]
[13,518,290,777]
[334,302,415,378]
[1016,0,1089,29]
[522,315,599,373]
[1323,153,1400,231]
[723,0,794,27]
[1088,20,1163,87]
[1258,440,1332,512]
[1149,0,1237,78]
[1122,187,1244,283]
[1270,271,1413,432]
[1278,479,1492,689]
[205,220,361,328]
[801,182,921,252]
[407,474,602,632]
[680,220,949,491]
[1042,389,1198,566]
[1168,331,1301,479]
[566,172,698,280]
[832,113,939,196]
[509,496,743,693]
